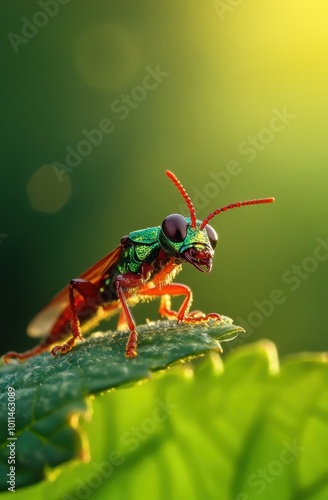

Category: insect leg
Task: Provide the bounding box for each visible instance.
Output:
[114,273,144,358]
[51,279,101,356]
[3,345,49,363]
[3,279,101,362]
[140,283,221,323]
[140,283,193,322]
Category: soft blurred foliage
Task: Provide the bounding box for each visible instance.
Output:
[2,0,328,357]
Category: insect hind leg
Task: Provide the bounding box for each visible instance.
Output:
[51,279,101,357]
[3,344,50,363]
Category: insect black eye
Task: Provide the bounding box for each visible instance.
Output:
[205,224,218,249]
[162,214,188,243]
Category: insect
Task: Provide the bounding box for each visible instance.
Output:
[4,170,274,362]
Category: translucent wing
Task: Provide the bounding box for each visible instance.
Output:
[27,245,122,338]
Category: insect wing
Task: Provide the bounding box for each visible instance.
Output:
[27,245,122,338]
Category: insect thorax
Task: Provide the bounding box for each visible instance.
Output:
[118,227,162,274]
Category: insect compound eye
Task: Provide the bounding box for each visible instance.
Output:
[205,224,218,249]
[162,214,188,243]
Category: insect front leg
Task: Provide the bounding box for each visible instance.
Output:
[140,283,193,322]
[51,279,101,356]
[140,283,221,324]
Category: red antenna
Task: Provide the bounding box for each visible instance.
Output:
[200,198,275,229]
[166,170,197,228]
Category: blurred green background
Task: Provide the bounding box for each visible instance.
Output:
[1,0,328,358]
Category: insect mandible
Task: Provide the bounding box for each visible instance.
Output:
[4,170,274,362]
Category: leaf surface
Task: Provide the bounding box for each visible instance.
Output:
[0,318,240,490]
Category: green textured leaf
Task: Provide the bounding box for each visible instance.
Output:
[0,318,240,491]
[1,324,327,499]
